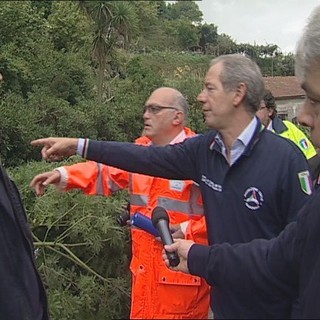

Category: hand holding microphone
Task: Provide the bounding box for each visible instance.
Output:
[151,206,180,267]
[162,239,194,274]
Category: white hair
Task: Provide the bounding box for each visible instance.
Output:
[295,5,320,80]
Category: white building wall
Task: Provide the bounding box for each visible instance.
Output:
[276,98,305,120]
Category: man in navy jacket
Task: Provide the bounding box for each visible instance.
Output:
[31,57,312,317]
[160,5,320,319]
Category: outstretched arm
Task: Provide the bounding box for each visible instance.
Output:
[32,136,201,182]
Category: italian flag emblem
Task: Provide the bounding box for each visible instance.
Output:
[299,138,309,149]
[298,171,312,195]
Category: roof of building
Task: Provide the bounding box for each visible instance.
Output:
[263,76,305,100]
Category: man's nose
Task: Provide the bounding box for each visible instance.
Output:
[197,90,206,103]
[297,102,312,127]
[143,110,150,119]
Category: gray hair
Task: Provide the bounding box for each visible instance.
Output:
[210,54,264,113]
[295,5,320,81]
[175,93,189,119]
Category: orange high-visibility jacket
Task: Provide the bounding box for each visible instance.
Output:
[58,127,210,319]
[185,216,207,243]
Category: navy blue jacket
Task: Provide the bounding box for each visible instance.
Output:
[85,120,311,318]
[188,187,320,319]
[0,166,48,320]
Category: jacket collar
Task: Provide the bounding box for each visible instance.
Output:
[242,117,266,157]
[271,117,288,134]
[209,117,265,158]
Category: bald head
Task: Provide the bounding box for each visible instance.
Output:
[149,87,188,116]
[143,87,189,145]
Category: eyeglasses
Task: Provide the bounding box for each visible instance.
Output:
[143,105,178,115]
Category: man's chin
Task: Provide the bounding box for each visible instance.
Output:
[204,118,214,128]
[143,128,154,137]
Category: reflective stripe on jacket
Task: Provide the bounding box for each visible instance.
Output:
[62,127,210,319]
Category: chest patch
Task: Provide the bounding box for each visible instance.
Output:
[298,170,312,195]
[169,180,185,192]
[243,187,264,210]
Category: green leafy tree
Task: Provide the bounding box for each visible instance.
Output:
[0,92,39,166]
[199,23,218,53]
[129,1,160,50]
[47,1,92,53]
[0,1,49,96]
[31,0,53,18]
[212,33,237,55]
[156,0,167,17]
[165,0,203,24]
[274,53,295,76]
[165,18,199,50]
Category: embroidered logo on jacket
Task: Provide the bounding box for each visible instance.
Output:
[298,171,312,195]
[201,175,222,192]
[244,187,264,210]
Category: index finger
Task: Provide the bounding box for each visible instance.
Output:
[31,138,51,146]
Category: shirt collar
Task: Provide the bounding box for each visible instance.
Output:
[212,117,257,165]
[170,129,187,145]
[237,116,258,147]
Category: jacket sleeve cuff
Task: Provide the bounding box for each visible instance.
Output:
[54,167,68,191]
[180,221,189,236]
[187,243,211,278]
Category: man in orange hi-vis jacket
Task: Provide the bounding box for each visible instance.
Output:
[31,87,210,319]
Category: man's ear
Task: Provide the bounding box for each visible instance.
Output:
[233,83,247,106]
[173,111,184,125]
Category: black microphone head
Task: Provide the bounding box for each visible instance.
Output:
[151,206,169,227]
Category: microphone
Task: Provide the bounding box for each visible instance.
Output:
[151,206,180,267]
[131,212,160,237]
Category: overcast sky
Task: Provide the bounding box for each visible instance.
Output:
[195,0,319,53]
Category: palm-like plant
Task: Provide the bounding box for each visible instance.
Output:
[78,1,137,104]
